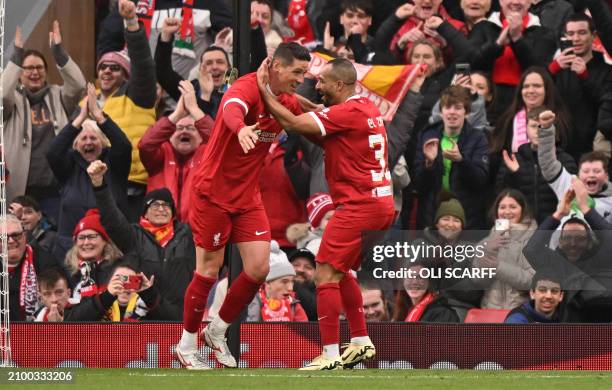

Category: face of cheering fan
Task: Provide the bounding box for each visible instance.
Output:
[75,125,104,163]
[20,54,47,92]
[75,229,106,262]
[170,117,203,156]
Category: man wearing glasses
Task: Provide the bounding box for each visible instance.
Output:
[3,214,64,321]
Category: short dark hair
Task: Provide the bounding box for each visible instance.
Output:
[440,85,472,112]
[23,49,48,71]
[37,268,68,290]
[341,0,373,16]
[11,195,41,212]
[200,45,230,67]
[564,13,596,34]
[272,42,312,65]
[530,271,563,290]
[579,151,609,173]
[327,58,357,84]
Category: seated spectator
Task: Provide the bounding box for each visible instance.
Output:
[138,81,213,221]
[413,196,483,321]
[380,1,466,64]
[550,14,612,160]
[94,0,158,222]
[33,268,72,322]
[392,263,460,322]
[3,214,63,321]
[536,110,612,225]
[3,21,86,220]
[88,160,196,320]
[496,107,577,223]
[66,261,157,322]
[246,241,308,322]
[64,209,123,302]
[475,189,537,310]
[289,248,317,321]
[286,192,335,255]
[414,85,489,228]
[47,84,132,262]
[360,281,391,322]
[9,195,57,254]
[154,17,232,119]
[504,271,564,323]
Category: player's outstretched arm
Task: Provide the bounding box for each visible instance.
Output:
[257,58,321,135]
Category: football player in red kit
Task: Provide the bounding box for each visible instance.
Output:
[175,43,311,369]
[256,58,395,370]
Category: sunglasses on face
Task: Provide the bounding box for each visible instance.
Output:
[99,63,122,72]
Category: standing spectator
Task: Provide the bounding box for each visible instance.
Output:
[504,272,564,323]
[33,268,72,322]
[47,84,132,262]
[252,0,284,52]
[94,0,158,222]
[286,192,335,254]
[360,282,390,322]
[138,81,213,222]
[246,241,308,322]
[459,0,492,31]
[88,160,196,321]
[550,14,612,160]
[289,248,317,321]
[475,189,537,309]
[414,86,489,228]
[9,195,57,254]
[3,214,62,321]
[155,17,231,119]
[496,106,577,223]
[2,22,86,220]
[392,263,460,322]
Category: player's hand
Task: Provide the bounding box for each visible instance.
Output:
[442,140,463,162]
[14,26,23,49]
[257,57,272,93]
[161,17,180,42]
[323,22,335,51]
[49,20,62,47]
[47,304,64,322]
[423,138,439,166]
[502,150,520,173]
[87,83,105,123]
[554,189,575,220]
[87,160,108,187]
[572,176,591,213]
[538,110,556,129]
[119,0,137,20]
[238,123,260,154]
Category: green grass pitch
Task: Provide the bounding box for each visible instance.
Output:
[8,369,612,390]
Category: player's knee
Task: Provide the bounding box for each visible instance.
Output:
[246,260,269,282]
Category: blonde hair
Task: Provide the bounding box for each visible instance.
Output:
[65,239,123,274]
[72,119,111,150]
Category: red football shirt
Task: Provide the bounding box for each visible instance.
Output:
[192,73,302,212]
[308,95,393,206]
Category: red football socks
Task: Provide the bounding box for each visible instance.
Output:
[183,272,217,333]
[339,273,368,338]
[316,283,342,345]
[218,272,262,323]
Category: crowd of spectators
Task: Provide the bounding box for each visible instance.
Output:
[3,0,612,325]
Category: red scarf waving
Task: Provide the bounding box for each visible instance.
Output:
[404,292,435,322]
[140,217,175,247]
[19,245,38,319]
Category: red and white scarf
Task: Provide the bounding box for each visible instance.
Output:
[404,292,435,322]
[140,217,175,248]
[137,0,196,58]
[18,246,38,319]
[259,289,295,322]
[511,108,529,153]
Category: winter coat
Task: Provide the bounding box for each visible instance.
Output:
[138,115,212,221]
[505,301,561,323]
[46,119,132,260]
[28,216,58,255]
[476,219,537,310]
[93,184,196,320]
[414,122,490,229]
[496,142,577,223]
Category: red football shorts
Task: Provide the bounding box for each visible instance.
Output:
[316,201,395,273]
[190,194,271,250]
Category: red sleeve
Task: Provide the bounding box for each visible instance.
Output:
[220,77,260,134]
[308,105,357,136]
[138,117,174,174]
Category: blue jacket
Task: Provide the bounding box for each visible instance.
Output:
[505,301,560,324]
[414,121,490,229]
